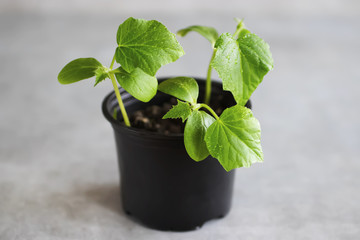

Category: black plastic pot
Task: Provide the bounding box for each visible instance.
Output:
[102,78,250,231]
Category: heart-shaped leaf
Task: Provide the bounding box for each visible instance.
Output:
[205,105,263,171]
[116,17,184,76]
[211,32,273,106]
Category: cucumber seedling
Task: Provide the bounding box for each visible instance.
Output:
[58,17,273,171]
[58,17,184,126]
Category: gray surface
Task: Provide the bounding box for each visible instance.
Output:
[1,1,359,239]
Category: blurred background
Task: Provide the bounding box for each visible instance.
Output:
[0,0,359,239]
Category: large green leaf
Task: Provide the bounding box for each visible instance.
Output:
[205,105,263,171]
[58,58,102,84]
[115,67,157,102]
[184,110,215,161]
[211,32,273,106]
[177,25,219,46]
[162,100,191,122]
[158,77,199,104]
[116,17,184,76]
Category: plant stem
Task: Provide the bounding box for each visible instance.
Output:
[204,49,217,105]
[200,103,219,120]
[109,73,131,127]
[109,53,131,126]
[233,19,244,39]
[233,27,242,39]
[110,54,116,69]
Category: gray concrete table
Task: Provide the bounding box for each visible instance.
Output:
[0,1,359,239]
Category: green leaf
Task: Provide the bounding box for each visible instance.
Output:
[158,77,199,103]
[58,58,102,84]
[162,100,191,122]
[115,67,157,102]
[177,25,219,46]
[116,17,184,76]
[237,29,273,79]
[184,110,215,161]
[211,33,243,104]
[205,105,263,171]
[211,32,273,106]
[94,66,110,86]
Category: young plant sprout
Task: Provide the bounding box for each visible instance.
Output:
[58,17,184,127]
[58,17,273,171]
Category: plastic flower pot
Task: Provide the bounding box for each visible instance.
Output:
[102,78,251,231]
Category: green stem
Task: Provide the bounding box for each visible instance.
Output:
[204,49,217,105]
[109,73,131,127]
[233,27,242,39]
[200,103,219,120]
[109,68,120,74]
[110,54,116,69]
[233,19,244,39]
[109,52,131,126]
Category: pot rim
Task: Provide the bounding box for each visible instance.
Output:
[102,77,235,140]
[102,89,185,140]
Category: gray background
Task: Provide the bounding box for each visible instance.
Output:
[0,0,359,239]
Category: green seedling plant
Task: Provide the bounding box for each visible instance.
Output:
[58,17,273,172]
[58,17,184,126]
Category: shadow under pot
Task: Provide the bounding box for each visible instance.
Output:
[102,78,251,231]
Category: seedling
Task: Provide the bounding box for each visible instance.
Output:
[58,17,184,126]
[58,17,273,171]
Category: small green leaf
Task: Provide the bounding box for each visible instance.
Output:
[177,25,219,46]
[233,18,245,39]
[205,105,263,171]
[115,67,157,102]
[184,110,215,161]
[162,100,191,122]
[116,17,184,76]
[58,58,102,84]
[94,66,110,86]
[158,77,199,103]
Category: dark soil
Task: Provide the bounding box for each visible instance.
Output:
[129,94,232,135]
[130,97,183,135]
